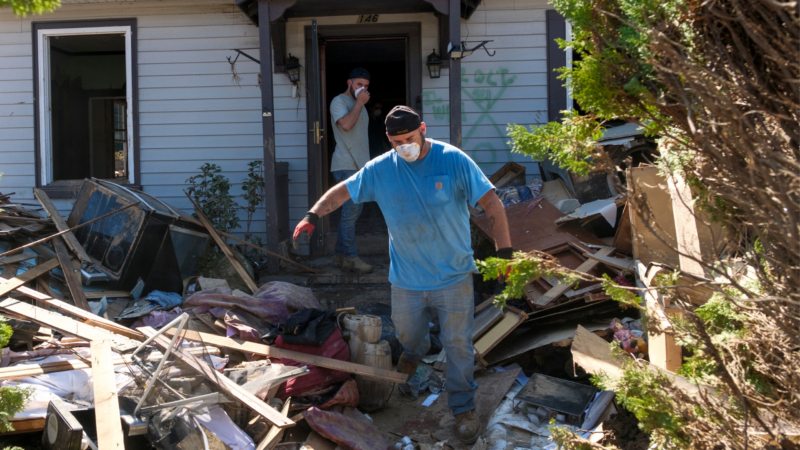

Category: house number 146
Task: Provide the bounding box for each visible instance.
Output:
[357,14,379,23]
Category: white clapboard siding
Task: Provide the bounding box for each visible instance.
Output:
[0,0,552,241]
[0,0,269,240]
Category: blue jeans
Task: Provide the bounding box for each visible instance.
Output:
[391,275,477,415]
[333,170,362,257]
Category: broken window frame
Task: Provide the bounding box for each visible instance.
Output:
[33,20,139,196]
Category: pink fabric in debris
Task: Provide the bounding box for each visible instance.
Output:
[182,282,320,327]
[275,328,352,399]
[131,308,184,330]
[303,406,391,450]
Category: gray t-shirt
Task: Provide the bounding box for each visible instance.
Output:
[329,93,370,172]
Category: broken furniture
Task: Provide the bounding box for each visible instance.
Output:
[66,179,210,293]
[514,373,597,425]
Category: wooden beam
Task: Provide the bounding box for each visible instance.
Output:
[84,290,132,299]
[257,397,292,450]
[0,299,140,353]
[0,418,46,436]
[0,258,59,298]
[0,277,143,340]
[636,261,683,372]
[90,340,125,450]
[0,253,37,267]
[582,252,636,272]
[161,328,408,384]
[34,188,92,263]
[448,0,462,148]
[666,175,706,278]
[138,327,295,429]
[532,247,615,307]
[0,347,220,380]
[185,195,259,293]
[52,237,90,311]
[258,0,280,273]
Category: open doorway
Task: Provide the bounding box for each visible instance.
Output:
[324,38,407,240]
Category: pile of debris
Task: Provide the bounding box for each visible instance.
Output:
[0,149,723,450]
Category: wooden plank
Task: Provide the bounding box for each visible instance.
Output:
[0,276,142,340]
[0,258,59,298]
[532,247,615,307]
[52,237,90,311]
[186,197,259,293]
[90,340,125,450]
[0,418,46,436]
[0,253,34,267]
[582,252,635,272]
[471,198,606,252]
[636,262,683,372]
[612,202,633,255]
[473,306,527,357]
[160,328,408,384]
[0,299,140,352]
[628,167,680,267]
[138,327,294,429]
[0,347,221,380]
[1,262,19,281]
[257,397,292,450]
[472,305,504,341]
[0,222,21,236]
[666,176,706,278]
[35,188,92,263]
[84,290,132,299]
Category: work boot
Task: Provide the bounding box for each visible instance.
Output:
[333,254,344,268]
[455,409,481,445]
[342,256,373,274]
[396,352,419,380]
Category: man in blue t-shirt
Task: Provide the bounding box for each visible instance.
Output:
[293,106,511,444]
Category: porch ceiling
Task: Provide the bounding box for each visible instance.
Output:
[237,0,481,26]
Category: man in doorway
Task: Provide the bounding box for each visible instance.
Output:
[293,106,512,444]
[327,67,373,274]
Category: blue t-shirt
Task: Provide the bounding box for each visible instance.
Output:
[344,140,494,290]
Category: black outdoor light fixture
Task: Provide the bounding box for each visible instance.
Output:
[426,49,442,79]
[284,53,301,84]
[447,40,495,60]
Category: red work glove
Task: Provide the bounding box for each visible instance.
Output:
[292,212,319,249]
[496,247,514,283]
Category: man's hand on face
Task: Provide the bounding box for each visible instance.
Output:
[356,88,371,105]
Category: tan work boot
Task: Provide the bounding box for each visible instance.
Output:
[396,352,419,380]
[333,254,344,268]
[342,256,373,274]
[455,409,481,445]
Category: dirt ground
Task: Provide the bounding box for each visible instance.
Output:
[601,404,650,450]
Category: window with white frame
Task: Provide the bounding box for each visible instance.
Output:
[36,25,135,185]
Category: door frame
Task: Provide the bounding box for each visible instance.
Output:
[304,22,422,257]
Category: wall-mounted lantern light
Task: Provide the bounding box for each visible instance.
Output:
[284,53,301,84]
[447,41,495,60]
[426,49,442,79]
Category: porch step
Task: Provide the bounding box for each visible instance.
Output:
[324,233,389,256]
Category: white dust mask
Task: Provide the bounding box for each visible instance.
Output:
[373,109,382,117]
[354,87,365,97]
[395,142,420,162]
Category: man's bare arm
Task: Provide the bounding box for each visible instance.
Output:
[310,182,352,217]
[337,91,369,131]
[478,190,511,249]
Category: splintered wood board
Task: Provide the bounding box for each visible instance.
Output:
[486,322,608,366]
[35,188,92,262]
[392,368,520,442]
[532,247,615,307]
[161,328,408,384]
[0,277,144,341]
[0,258,59,297]
[257,397,292,450]
[0,253,37,267]
[90,340,125,450]
[0,299,140,352]
[52,236,90,311]
[474,308,526,357]
[138,327,294,428]
[583,252,636,272]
